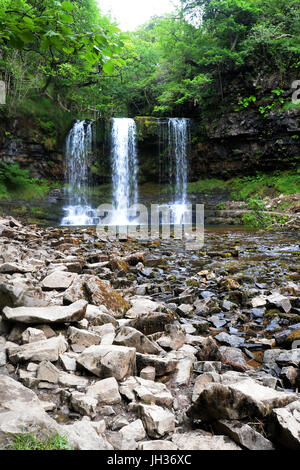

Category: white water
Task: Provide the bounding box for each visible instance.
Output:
[61,120,99,226]
[168,118,190,224]
[110,118,138,225]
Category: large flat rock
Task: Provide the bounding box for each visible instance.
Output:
[188,378,297,421]
[3,300,88,324]
[172,430,241,450]
[8,335,68,363]
[77,345,136,380]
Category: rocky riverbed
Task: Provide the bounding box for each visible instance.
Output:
[0,216,300,450]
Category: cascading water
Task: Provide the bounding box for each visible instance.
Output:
[110,118,138,224]
[167,118,190,223]
[61,120,98,226]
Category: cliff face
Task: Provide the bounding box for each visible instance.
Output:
[1,108,299,184]
[190,108,300,180]
[0,116,64,180]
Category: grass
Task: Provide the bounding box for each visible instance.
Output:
[0,163,62,202]
[187,170,300,201]
[7,432,73,451]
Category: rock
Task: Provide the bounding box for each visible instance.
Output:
[269,401,300,450]
[263,349,283,368]
[37,361,60,383]
[71,392,98,417]
[58,372,88,388]
[196,336,221,362]
[126,297,165,319]
[280,366,300,388]
[140,366,156,381]
[0,375,60,448]
[215,332,245,348]
[267,293,291,313]
[42,271,77,291]
[194,361,222,374]
[114,326,162,354]
[173,358,193,386]
[129,312,174,335]
[139,404,175,438]
[157,324,186,351]
[120,376,173,407]
[86,377,122,405]
[0,262,34,274]
[68,326,101,351]
[136,352,177,376]
[91,323,115,346]
[85,305,118,328]
[276,349,300,367]
[188,378,297,421]
[63,275,130,316]
[59,352,77,371]
[251,296,267,308]
[215,420,275,450]
[172,430,241,450]
[0,337,6,366]
[110,416,129,431]
[77,345,136,380]
[62,419,113,450]
[105,431,137,450]
[21,327,47,344]
[0,282,47,310]
[139,440,178,450]
[3,300,88,324]
[192,372,220,403]
[9,335,68,364]
[120,419,146,442]
[219,346,249,372]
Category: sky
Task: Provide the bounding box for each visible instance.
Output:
[98,0,177,31]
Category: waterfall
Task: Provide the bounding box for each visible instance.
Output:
[167,118,190,223]
[111,118,138,224]
[61,120,98,226]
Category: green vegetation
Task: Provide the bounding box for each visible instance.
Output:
[187,171,300,200]
[7,432,73,450]
[0,162,59,200]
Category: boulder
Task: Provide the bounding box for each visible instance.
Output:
[42,271,77,290]
[86,377,122,404]
[120,376,173,407]
[136,353,177,377]
[68,326,102,350]
[126,297,165,319]
[22,327,47,344]
[120,419,146,442]
[157,324,186,351]
[77,345,136,380]
[269,401,300,450]
[215,420,275,450]
[139,404,175,438]
[61,419,113,450]
[63,275,130,316]
[129,312,174,335]
[188,378,297,421]
[71,392,98,417]
[8,335,68,364]
[172,430,241,450]
[114,326,162,355]
[139,440,178,450]
[3,300,88,324]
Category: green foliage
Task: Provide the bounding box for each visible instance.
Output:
[187,171,300,200]
[8,432,73,450]
[0,162,57,201]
